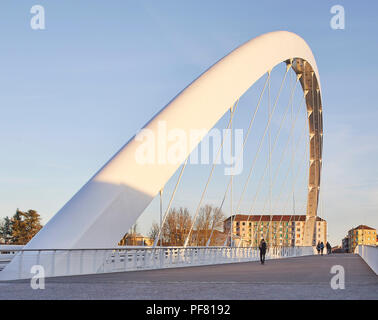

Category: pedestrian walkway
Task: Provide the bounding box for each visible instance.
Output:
[0,254,377,299]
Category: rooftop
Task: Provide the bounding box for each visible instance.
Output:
[224,214,325,222]
[352,225,376,231]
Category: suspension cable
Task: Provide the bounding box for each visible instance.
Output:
[153,156,189,248]
[250,79,306,246]
[232,66,289,221]
[271,119,308,214]
[232,67,300,247]
[183,100,239,247]
[281,145,309,244]
[205,73,270,247]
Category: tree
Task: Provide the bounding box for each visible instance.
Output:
[147,205,225,247]
[0,216,12,244]
[148,222,160,243]
[193,205,225,246]
[11,209,43,245]
[159,207,192,246]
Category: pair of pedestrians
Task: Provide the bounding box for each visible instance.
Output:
[316,241,325,255]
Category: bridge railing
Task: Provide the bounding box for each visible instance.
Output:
[354,245,378,275]
[0,245,314,280]
[0,245,24,271]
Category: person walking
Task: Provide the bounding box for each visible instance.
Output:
[320,242,324,256]
[326,241,332,254]
[316,241,321,255]
[259,238,267,264]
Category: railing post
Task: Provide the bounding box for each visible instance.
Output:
[36,250,41,266]
[80,250,84,274]
[66,250,71,275]
[18,250,24,279]
[133,250,137,269]
[169,248,172,266]
[102,249,106,273]
[92,249,97,274]
[124,249,128,271]
[143,249,147,268]
[51,250,56,277]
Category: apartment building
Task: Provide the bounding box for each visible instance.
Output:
[224,214,327,247]
[346,225,376,253]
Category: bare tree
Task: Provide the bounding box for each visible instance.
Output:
[147,205,225,247]
[148,222,160,243]
[176,207,192,245]
[194,205,225,246]
[158,207,192,246]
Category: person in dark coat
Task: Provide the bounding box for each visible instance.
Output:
[259,239,267,264]
[326,241,332,254]
[320,242,325,256]
[316,241,321,255]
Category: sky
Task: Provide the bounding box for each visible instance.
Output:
[0,0,377,246]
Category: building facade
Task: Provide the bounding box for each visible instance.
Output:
[224,214,327,247]
[119,233,154,246]
[346,225,376,253]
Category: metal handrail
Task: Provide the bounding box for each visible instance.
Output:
[0,245,301,253]
[0,245,315,281]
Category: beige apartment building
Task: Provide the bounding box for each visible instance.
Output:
[346,225,376,253]
[224,214,327,247]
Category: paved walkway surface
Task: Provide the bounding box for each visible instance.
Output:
[0,254,377,300]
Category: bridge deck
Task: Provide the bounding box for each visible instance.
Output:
[0,254,377,299]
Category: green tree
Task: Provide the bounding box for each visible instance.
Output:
[11,209,43,245]
[0,216,13,244]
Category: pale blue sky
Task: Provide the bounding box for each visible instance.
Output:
[0,1,377,245]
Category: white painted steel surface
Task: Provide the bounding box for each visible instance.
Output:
[354,245,378,275]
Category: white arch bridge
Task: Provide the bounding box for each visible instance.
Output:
[1,31,326,280]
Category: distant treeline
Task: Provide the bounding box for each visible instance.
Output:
[148,205,225,246]
[0,209,43,245]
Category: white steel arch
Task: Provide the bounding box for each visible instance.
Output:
[15,31,323,252]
